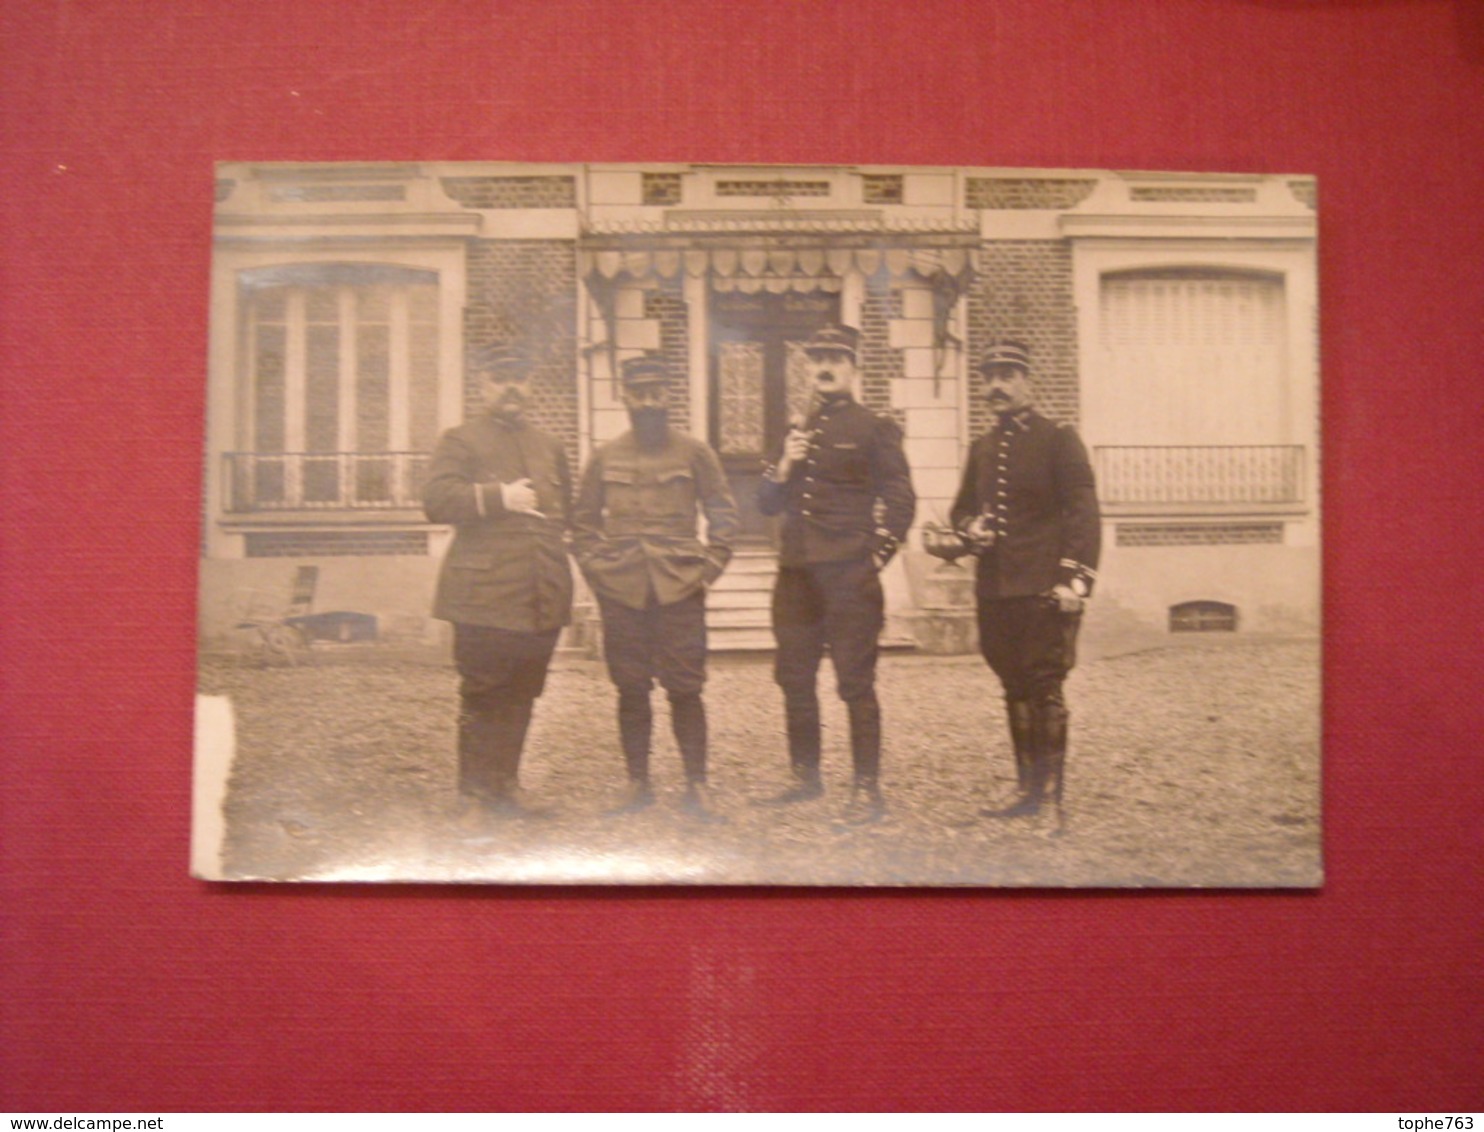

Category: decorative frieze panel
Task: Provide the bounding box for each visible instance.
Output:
[441,176,578,209]
[861,174,904,204]
[1130,186,1258,203]
[1118,523,1284,547]
[267,183,406,203]
[965,178,1097,209]
[642,172,683,206]
[716,179,831,197]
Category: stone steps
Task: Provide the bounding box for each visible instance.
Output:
[707,548,778,650]
[705,549,919,653]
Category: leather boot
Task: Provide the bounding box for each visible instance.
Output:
[456,704,502,805]
[669,691,707,784]
[606,689,655,816]
[617,688,652,784]
[487,698,551,819]
[1040,703,1069,831]
[982,700,1048,819]
[1006,699,1035,793]
[756,691,824,805]
[846,695,881,785]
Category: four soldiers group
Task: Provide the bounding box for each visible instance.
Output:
[423,325,1100,831]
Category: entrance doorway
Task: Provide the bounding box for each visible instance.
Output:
[708,288,840,543]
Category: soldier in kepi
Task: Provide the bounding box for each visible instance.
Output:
[572,354,740,823]
[946,338,1101,827]
[423,345,574,827]
[757,324,916,825]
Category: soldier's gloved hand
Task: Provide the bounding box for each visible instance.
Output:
[500,477,544,516]
[961,515,996,551]
[871,530,899,572]
[1048,583,1083,614]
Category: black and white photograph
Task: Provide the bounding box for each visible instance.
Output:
[193,161,1321,886]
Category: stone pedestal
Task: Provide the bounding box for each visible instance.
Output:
[904,562,979,655]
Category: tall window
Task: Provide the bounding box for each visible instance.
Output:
[1091,267,1302,508]
[1098,268,1287,445]
[236,264,439,510]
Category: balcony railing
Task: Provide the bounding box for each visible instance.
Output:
[223,451,430,513]
[1093,445,1305,506]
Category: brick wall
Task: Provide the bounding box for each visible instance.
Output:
[645,282,692,433]
[858,272,903,421]
[463,240,579,463]
[967,241,1079,435]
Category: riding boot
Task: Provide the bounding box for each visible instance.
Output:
[983,700,1047,820]
[607,689,655,814]
[1006,699,1035,793]
[456,704,502,804]
[486,697,544,817]
[838,696,885,824]
[494,698,535,790]
[668,691,707,785]
[617,688,652,783]
[756,691,823,804]
[1040,703,1069,830]
[846,695,881,786]
[669,692,724,822]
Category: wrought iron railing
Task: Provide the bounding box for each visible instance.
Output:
[223,451,430,513]
[1093,445,1305,505]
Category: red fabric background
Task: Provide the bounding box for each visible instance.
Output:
[3,0,1481,1112]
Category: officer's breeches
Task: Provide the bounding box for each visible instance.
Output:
[599,591,709,782]
[453,624,561,799]
[976,596,1080,706]
[772,559,885,779]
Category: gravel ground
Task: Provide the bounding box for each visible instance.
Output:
[199,637,1321,887]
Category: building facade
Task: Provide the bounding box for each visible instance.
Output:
[201,162,1319,650]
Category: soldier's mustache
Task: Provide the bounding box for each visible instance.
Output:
[630,407,667,431]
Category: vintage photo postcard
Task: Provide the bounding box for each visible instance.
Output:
[193,161,1320,886]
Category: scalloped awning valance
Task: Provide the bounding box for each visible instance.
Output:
[578,232,977,292]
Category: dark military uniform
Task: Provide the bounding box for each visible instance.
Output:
[758,391,916,802]
[572,360,739,805]
[424,411,573,809]
[950,389,1100,819]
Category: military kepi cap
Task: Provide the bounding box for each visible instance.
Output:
[620,353,669,386]
[470,343,533,377]
[802,324,860,360]
[975,338,1032,374]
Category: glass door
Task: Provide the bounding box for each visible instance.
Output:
[709,289,840,543]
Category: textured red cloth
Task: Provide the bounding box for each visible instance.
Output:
[3,0,1481,1113]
